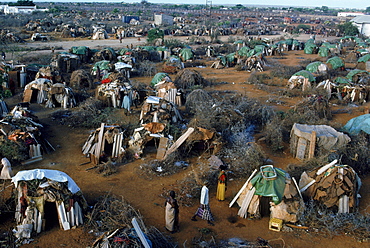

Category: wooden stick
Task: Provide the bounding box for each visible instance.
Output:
[229,169,257,208]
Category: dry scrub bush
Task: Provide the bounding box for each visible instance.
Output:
[339,133,370,176]
[286,157,328,180]
[220,124,267,178]
[136,60,157,77]
[263,116,284,152]
[50,98,120,128]
[299,200,370,242]
[269,65,303,79]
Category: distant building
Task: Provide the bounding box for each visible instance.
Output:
[154,14,173,26]
[122,16,140,24]
[4,5,36,14]
[351,15,370,37]
[337,12,365,17]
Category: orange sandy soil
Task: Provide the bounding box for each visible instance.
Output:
[1,35,370,248]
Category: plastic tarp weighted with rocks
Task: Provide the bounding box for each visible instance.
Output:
[306,61,328,74]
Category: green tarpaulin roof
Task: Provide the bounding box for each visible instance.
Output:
[118,48,132,55]
[71,46,89,55]
[304,43,317,54]
[226,52,236,63]
[306,61,325,73]
[92,60,111,71]
[237,46,251,57]
[342,114,370,135]
[346,69,369,81]
[250,166,287,205]
[150,72,170,86]
[326,56,344,70]
[180,48,193,61]
[358,54,370,63]
[334,77,352,85]
[293,70,316,82]
[318,46,329,57]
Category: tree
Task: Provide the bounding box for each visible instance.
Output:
[321,6,328,12]
[337,22,359,36]
[366,6,370,13]
[147,28,164,44]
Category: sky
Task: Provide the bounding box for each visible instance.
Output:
[31,0,368,10]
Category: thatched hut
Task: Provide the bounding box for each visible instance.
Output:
[70,69,94,89]
[185,89,214,113]
[173,69,208,90]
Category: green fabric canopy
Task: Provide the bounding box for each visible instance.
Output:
[250,166,287,205]
[71,46,89,55]
[150,72,170,86]
[92,60,111,71]
[179,48,193,61]
[326,56,344,70]
[237,46,251,57]
[346,69,369,81]
[342,114,370,135]
[334,77,352,85]
[358,54,370,63]
[318,46,329,57]
[304,43,317,54]
[306,61,325,73]
[293,70,316,82]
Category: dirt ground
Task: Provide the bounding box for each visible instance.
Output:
[2,34,370,248]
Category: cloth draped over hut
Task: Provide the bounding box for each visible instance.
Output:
[234,165,303,223]
[155,80,182,106]
[290,123,350,160]
[299,161,361,213]
[82,123,125,164]
[52,53,80,73]
[95,81,135,109]
[150,72,171,87]
[306,61,328,75]
[23,79,76,108]
[179,48,194,62]
[92,29,109,40]
[326,56,345,70]
[288,70,315,91]
[11,169,87,242]
[342,114,370,135]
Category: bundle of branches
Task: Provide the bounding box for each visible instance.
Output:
[299,201,370,242]
[50,98,112,128]
[286,157,328,180]
[135,61,157,77]
[87,194,176,248]
[234,97,276,126]
[70,69,93,89]
[185,89,214,114]
[174,69,209,90]
[172,166,218,207]
[138,151,186,179]
[95,160,118,176]
[293,95,332,120]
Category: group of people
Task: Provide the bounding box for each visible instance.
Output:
[164,167,227,233]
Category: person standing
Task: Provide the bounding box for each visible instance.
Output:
[216,170,227,201]
[165,190,179,233]
[0,157,13,180]
[191,181,214,226]
[1,51,5,60]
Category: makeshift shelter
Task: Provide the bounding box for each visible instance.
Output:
[12,169,87,242]
[174,69,207,90]
[162,56,184,74]
[92,29,109,40]
[326,56,345,70]
[342,114,370,135]
[154,80,182,106]
[0,105,55,165]
[346,69,369,83]
[92,60,112,79]
[299,160,361,213]
[150,72,171,87]
[306,61,328,74]
[92,48,116,63]
[290,123,351,160]
[318,46,330,57]
[179,48,194,62]
[82,123,125,164]
[357,54,370,70]
[114,62,132,80]
[23,79,77,108]
[70,69,94,89]
[139,96,182,125]
[53,53,80,73]
[231,165,303,223]
[95,81,135,109]
[70,46,91,63]
[288,70,315,91]
[304,43,317,54]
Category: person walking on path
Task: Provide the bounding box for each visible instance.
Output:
[1,51,5,61]
[165,190,179,233]
[191,181,214,226]
[216,169,227,201]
